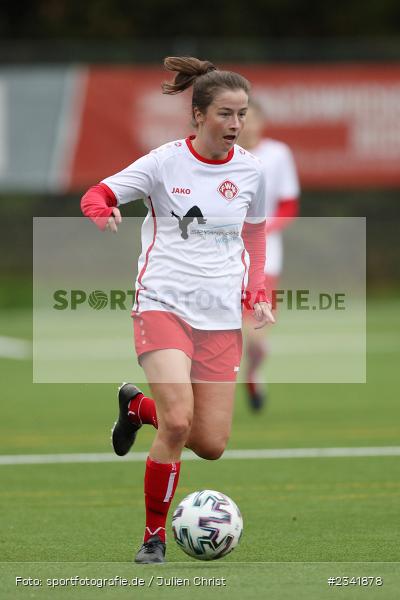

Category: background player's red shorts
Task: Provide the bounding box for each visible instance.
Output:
[133,311,242,382]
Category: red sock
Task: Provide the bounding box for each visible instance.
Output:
[246,341,267,395]
[247,379,257,396]
[143,457,181,543]
[128,393,158,429]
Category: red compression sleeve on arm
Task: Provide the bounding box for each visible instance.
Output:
[81,183,118,230]
[242,220,268,307]
[266,198,299,234]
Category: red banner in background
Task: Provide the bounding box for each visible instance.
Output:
[68,64,400,190]
[69,67,192,190]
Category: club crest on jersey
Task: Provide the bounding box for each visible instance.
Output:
[218,180,239,201]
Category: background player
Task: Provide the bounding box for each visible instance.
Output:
[238,99,300,410]
[81,57,275,564]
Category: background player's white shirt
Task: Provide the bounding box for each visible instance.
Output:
[102,138,266,330]
[251,139,300,276]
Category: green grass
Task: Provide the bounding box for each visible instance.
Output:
[0,297,399,599]
[0,457,399,563]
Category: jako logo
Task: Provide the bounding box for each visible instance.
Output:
[218,180,239,200]
[171,187,191,195]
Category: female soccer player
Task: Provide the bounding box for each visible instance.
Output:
[81,57,275,563]
[239,99,300,410]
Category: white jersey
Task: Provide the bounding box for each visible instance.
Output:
[102,137,266,330]
[251,139,300,276]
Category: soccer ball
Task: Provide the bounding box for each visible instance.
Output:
[172,489,243,560]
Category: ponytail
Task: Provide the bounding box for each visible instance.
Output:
[161,56,250,123]
[162,56,217,95]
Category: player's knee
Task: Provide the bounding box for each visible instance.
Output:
[202,446,225,460]
[155,387,193,445]
[161,414,192,445]
[192,439,228,461]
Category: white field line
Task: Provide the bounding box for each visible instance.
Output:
[0,336,31,359]
[1,447,400,466]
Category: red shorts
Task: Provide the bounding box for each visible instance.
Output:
[243,274,278,321]
[133,311,242,382]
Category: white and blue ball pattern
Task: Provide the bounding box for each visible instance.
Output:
[172,490,243,560]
